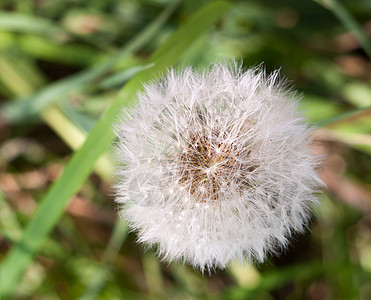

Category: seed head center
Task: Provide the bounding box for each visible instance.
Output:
[177,129,254,201]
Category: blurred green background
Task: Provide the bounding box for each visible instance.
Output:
[0,0,370,299]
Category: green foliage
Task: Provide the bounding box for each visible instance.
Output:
[0,0,370,299]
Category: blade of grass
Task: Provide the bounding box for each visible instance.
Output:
[18,34,104,67]
[314,106,371,154]
[313,106,371,127]
[313,0,371,58]
[0,53,45,96]
[319,196,360,299]
[0,32,105,67]
[0,190,22,242]
[0,1,231,297]
[142,252,165,298]
[41,106,113,180]
[170,263,207,297]
[99,62,155,89]
[1,0,180,123]
[0,12,106,48]
[0,190,63,296]
[78,220,129,300]
[0,12,65,37]
[0,52,112,180]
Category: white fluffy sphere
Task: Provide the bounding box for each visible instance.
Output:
[114,63,323,271]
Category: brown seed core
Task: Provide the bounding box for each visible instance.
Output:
[177,129,255,201]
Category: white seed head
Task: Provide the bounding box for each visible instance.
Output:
[114,62,323,271]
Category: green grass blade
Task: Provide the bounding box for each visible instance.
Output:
[315,106,371,155]
[0,50,112,181]
[0,12,65,37]
[0,53,45,96]
[313,105,371,127]
[18,35,104,67]
[0,189,22,242]
[0,32,104,67]
[1,0,180,123]
[99,63,155,89]
[0,1,231,297]
[78,220,129,300]
[313,0,371,58]
[0,13,105,48]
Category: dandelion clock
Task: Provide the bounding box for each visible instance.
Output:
[114,63,323,271]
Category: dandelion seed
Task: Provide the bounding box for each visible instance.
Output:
[114,62,323,271]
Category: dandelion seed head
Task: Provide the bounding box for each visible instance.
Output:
[114,62,323,271]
